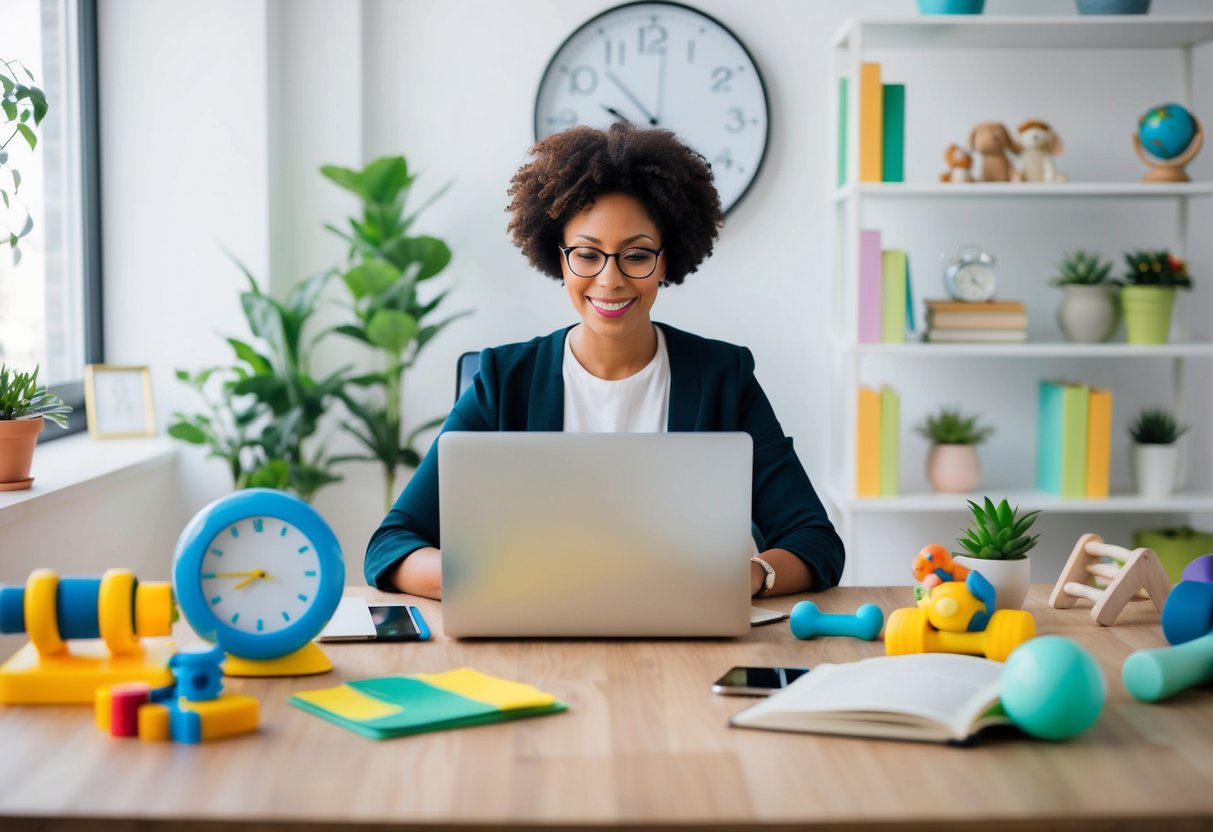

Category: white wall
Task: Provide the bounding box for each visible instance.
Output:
[92,0,1213,585]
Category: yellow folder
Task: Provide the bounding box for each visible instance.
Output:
[859,63,883,183]
[1086,388,1112,498]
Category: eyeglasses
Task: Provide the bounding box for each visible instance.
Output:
[559,245,663,280]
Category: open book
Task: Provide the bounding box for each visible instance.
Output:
[730,653,1009,744]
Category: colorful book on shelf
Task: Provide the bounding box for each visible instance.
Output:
[881,249,908,343]
[1037,381,1090,497]
[926,329,1027,343]
[858,63,883,183]
[1086,387,1113,499]
[881,83,905,183]
[879,386,900,497]
[856,386,881,497]
[838,76,849,187]
[927,309,1028,330]
[858,229,882,343]
[289,668,567,740]
[925,300,1025,314]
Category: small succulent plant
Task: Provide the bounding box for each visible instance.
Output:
[1050,250,1113,286]
[1119,250,1192,289]
[955,497,1040,561]
[916,407,994,446]
[1129,408,1188,445]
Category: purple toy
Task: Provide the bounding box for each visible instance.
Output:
[1181,554,1213,585]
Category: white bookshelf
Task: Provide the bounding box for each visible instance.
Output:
[827,15,1213,577]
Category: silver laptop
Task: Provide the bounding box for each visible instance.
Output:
[438,432,754,637]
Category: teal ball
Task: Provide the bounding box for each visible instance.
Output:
[1137,103,1197,161]
[1001,636,1106,741]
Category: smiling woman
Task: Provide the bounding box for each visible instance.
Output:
[365,122,844,601]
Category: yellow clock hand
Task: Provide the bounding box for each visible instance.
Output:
[232,569,268,590]
[212,570,263,578]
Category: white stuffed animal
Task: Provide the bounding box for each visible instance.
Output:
[1017,120,1068,183]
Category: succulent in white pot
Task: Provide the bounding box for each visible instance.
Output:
[952,497,1041,611]
[1051,249,1117,343]
[1129,408,1187,498]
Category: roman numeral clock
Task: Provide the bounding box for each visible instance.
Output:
[535,1,770,214]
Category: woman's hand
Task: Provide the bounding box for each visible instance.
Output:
[751,549,814,597]
[390,547,443,599]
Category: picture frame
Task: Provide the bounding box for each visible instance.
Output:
[84,365,156,439]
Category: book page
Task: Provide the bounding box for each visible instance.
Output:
[731,654,1003,742]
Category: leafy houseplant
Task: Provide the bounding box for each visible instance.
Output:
[323,156,470,511]
[1128,407,1188,498]
[952,497,1040,610]
[1,58,48,265]
[1051,250,1118,343]
[0,364,71,489]
[1117,250,1193,344]
[169,268,349,502]
[916,408,993,493]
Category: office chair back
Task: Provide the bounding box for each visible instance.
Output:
[456,351,480,402]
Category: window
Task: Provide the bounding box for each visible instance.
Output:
[0,0,101,439]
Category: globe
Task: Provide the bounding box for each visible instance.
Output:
[1137,103,1198,161]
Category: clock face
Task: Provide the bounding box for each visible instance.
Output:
[952,263,997,302]
[198,517,322,636]
[535,1,770,214]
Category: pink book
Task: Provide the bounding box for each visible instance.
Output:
[858,230,882,343]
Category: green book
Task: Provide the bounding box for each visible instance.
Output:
[879,386,900,497]
[881,250,908,343]
[1037,382,1064,495]
[881,83,905,183]
[838,77,849,188]
[1061,383,1090,498]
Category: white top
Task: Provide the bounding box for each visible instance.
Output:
[562,326,670,433]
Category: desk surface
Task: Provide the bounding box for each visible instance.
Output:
[1,586,1211,831]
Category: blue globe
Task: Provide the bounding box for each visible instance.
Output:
[1137,103,1198,161]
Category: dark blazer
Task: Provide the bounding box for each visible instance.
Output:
[364,323,845,591]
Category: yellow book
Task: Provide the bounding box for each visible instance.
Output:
[857,386,881,497]
[859,63,883,183]
[1086,388,1112,498]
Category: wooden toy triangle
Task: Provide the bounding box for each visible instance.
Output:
[1049,533,1173,626]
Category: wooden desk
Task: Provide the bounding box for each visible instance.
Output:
[1,586,1211,831]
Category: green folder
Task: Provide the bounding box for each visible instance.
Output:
[882,84,905,183]
[838,77,849,188]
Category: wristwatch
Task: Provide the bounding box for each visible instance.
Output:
[751,557,776,598]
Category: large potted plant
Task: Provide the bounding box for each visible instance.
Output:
[916,407,993,493]
[1129,407,1187,498]
[323,156,470,512]
[1,57,48,265]
[1117,250,1192,344]
[1050,249,1116,343]
[0,364,71,490]
[952,497,1040,610]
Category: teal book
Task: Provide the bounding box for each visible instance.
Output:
[881,83,905,183]
[838,77,849,187]
[1037,382,1065,495]
[289,668,567,740]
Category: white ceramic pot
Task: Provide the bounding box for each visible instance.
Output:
[1056,284,1117,343]
[925,444,980,493]
[1132,443,1180,498]
[953,554,1031,611]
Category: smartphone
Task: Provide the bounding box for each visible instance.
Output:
[711,666,809,696]
[369,604,431,641]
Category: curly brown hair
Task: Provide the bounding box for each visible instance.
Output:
[507,122,723,286]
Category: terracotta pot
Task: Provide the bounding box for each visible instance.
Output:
[925,444,980,493]
[954,554,1031,611]
[0,416,44,490]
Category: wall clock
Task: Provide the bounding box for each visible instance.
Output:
[535,1,770,214]
[173,488,344,677]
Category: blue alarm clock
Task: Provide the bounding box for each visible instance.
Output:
[173,489,344,676]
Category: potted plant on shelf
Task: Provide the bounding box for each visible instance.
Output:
[916,407,994,493]
[1129,407,1187,498]
[0,364,72,490]
[1050,249,1117,343]
[953,497,1040,610]
[1117,250,1192,344]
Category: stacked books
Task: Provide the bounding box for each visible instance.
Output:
[925,300,1028,344]
[856,385,900,497]
[838,62,905,186]
[858,229,915,343]
[1036,381,1113,498]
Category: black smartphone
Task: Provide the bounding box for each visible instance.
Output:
[711,666,809,696]
[369,604,432,641]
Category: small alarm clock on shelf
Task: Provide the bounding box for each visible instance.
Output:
[944,244,998,302]
[173,488,344,677]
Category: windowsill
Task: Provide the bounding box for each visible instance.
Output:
[0,434,178,529]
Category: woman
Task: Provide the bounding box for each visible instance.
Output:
[365,122,843,599]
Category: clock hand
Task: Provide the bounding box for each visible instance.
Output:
[232,569,269,590]
[602,104,632,123]
[605,70,658,126]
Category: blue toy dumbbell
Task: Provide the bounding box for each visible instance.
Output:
[790,601,884,640]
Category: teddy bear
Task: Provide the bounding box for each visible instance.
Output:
[1017,119,1067,183]
[968,121,1022,182]
[939,143,975,183]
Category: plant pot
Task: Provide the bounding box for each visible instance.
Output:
[1056,284,1117,343]
[1132,442,1180,497]
[925,444,980,493]
[953,554,1031,611]
[918,0,985,13]
[1121,285,1176,344]
[1076,0,1151,13]
[0,416,44,490]
[1132,527,1213,583]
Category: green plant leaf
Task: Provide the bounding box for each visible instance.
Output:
[384,235,452,281]
[16,123,35,150]
[360,156,413,205]
[227,338,273,376]
[342,260,400,300]
[995,499,1012,528]
[332,324,372,345]
[366,309,419,353]
[168,422,208,444]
